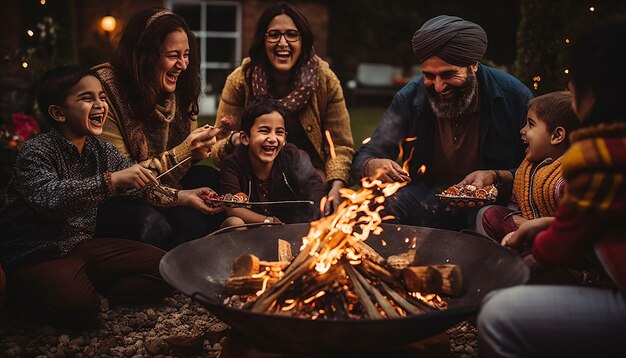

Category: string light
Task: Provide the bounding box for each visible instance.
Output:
[21,62,28,69]
[589,6,595,12]
[564,69,569,74]
[565,38,570,44]
[40,0,46,5]
[27,30,34,37]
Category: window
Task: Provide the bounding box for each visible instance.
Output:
[167,0,242,115]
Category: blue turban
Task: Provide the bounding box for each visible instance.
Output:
[411,15,488,66]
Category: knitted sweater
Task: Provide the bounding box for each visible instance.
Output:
[533,122,626,292]
[512,158,564,219]
[211,56,354,185]
[93,63,197,188]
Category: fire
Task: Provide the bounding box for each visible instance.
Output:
[418,164,426,174]
[398,137,418,173]
[230,177,452,320]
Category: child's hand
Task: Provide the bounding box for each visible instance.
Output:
[502,217,555,251]
[187,125,220,161]
[111,164,158,190]
[178,187,226,214]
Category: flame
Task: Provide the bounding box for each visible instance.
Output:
[304,290,326,304]
[256,275,271,296]
[409,292,448,309]
[325,130,336,159]
[300,178,406,274]
[402,147,415,173]
[418,164,426,174]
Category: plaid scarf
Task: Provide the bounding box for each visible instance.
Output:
[251,54,319,113]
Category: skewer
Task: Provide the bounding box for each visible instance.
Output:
[156,124,217,180]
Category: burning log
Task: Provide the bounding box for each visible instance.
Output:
[431,264,463,297]
[401,266,442,293]
[278,239,293,262]
[386,249,417,270]
[225,276,278,295]
[401,264,463,297]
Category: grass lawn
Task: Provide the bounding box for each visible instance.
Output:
[198,106,386,166]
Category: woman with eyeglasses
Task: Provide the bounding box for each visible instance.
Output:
[211,2,354,215]
[92,7,225,249]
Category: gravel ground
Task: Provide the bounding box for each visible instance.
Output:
[0,292,479,357]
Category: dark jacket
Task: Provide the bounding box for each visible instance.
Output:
[220,143,325,223]
[351,64,532,185]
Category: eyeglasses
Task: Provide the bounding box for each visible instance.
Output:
[265,30,300,43]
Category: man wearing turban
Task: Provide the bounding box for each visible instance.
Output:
[351,15,532,230]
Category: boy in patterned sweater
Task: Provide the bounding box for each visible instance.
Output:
[476,91,580,242]
[0,66,215,329]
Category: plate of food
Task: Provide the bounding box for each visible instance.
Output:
[435,184,498,207]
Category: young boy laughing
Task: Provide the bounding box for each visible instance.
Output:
[0,66,214,329]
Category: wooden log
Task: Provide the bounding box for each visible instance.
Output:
[232,254,260,277]
[379,282,429,315]
[278,239,293,262]
[344,262,382,319]
[401,266,442,293]
[431,264,463,297]
[386,249,417,270]
[225,276,278,295]
[352,265,400,318]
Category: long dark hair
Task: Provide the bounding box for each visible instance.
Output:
[569,19,626,124]
[243,2,314,83]
[111,7,200,122]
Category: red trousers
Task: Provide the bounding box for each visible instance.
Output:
[6,238,174,329]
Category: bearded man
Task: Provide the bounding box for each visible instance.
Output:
[351,15,532,230]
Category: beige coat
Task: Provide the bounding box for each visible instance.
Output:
[211,57,354,184]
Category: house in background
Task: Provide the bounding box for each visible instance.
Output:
[2,0,329,116]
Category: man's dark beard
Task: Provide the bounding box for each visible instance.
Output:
[426,69,478,119]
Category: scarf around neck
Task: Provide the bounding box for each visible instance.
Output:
[93,63,191,162]
[250,53,319,113]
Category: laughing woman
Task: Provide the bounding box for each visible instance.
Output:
[93,8,224,249]
[211,2,354,214]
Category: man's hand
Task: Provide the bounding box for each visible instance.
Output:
[502,216,555,252]
[324,180,345,215]
[364,159,411,183]
[178,187,226,214]
[111,164,158,190]
[459,170,496,187]
[187,126,220,161]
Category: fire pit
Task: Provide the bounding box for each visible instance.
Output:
[160,223,528,353]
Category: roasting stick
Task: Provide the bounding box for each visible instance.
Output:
[156,156,192,180]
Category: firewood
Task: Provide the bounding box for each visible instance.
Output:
[379,282,429,315]
[354,240,386,265]
[352,265,400,318]
[431,264,463,297]
[278,239,293,262]
[401,266,443,293]
[386,249,417,270]
[344,262,382,318]
[225,276,278,295]
[232,254,260,277]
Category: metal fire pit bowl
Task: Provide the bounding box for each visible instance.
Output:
[160,223,529,353]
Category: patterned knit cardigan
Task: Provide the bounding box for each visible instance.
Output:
[533,122,626,292]
[513,158,564,219]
